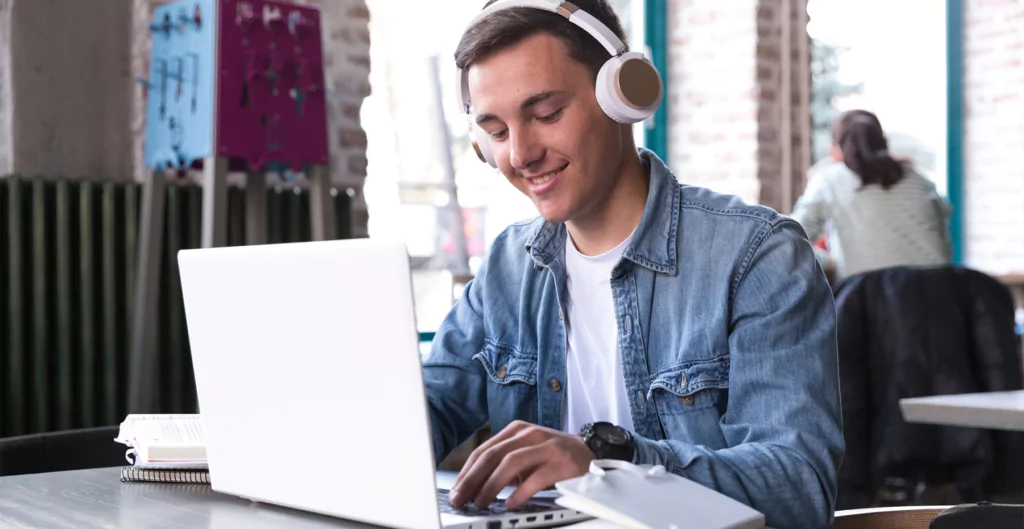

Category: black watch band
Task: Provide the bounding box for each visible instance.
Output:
[580,422,635,461]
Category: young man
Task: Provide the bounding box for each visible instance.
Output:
[422,1,844,527]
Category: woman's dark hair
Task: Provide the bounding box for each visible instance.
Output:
[832,109,905,189]
[455,0,628,82]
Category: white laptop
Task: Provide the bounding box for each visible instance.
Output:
[178,239,589,529]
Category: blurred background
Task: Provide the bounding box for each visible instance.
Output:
[0,0,1022,510]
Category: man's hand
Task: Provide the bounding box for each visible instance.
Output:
[448,421,595,510]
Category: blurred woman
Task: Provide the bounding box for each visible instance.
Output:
[791,109,953,281]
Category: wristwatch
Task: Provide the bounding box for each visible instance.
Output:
[580,422,635,462]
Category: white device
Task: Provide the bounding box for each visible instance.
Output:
[555,460,765,529]
[456,0,664,167]
[178,239,589,529]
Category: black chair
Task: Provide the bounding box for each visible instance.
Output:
[834,266,1024,509]
[0,426,125,476]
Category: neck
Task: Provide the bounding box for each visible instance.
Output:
[565,142,649,256]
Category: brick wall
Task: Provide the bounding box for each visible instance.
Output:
[3,0,134,180]
[667,0,810,212]
[756,0,811,213]
[963,0,1024,274]
[130,0,159,185]
[668,0,761,204]
[131,0,372,236]
[292,0,371,237]
[0,0,11,175]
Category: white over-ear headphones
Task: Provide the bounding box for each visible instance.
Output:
[456,0,664,168]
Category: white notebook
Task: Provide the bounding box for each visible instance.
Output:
[114,414,208,469]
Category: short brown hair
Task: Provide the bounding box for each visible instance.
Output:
[454,0,629,81]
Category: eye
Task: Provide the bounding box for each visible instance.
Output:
[537,108,564,124]
[489,129,508,141]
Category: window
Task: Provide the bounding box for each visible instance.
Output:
[808,0,948,195]
[363,0,647,332]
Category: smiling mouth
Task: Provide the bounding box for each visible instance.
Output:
[526,163,568,185]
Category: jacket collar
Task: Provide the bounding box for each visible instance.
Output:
[525,148,680,275]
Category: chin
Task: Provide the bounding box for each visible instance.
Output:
[538,213,569,224]
[534,204,573,224]
[522,188,576,223]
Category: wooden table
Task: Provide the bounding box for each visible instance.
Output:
[899,390,1024,431]
[0,467,373,528]
[997,273,1024,288]
[832,506,948,529]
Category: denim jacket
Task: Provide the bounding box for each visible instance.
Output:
[423,149,844,528]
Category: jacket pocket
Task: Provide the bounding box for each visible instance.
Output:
[647,357,729,447]
[473,341,539,429]
[648,356,729,416]
[473,341,538,387]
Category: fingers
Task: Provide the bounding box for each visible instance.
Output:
[504,458,569,511]
[454,421,528,490]
[472,444,551,509]
[450,422,545,508]
[505,437,594,510]
[448,422,593,511]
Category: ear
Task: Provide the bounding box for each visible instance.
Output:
[829,144,843,162]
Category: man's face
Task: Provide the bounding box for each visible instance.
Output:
[467,33,625,224]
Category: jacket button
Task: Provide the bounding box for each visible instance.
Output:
[549,379,562,392]
[682,395,695,406]
[496,365,508,380]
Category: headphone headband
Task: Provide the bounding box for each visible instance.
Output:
[466,0,626,57]
[457,0,663,167]
[458,1,627,113]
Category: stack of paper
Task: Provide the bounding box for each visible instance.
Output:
[115,414,208,469]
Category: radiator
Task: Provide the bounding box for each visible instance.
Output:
[1,176,352,437]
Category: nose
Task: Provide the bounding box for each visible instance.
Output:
[508,125,544,172]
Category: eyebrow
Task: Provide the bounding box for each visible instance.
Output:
[475,90,569,126]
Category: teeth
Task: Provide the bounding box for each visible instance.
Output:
[529,172,557,185]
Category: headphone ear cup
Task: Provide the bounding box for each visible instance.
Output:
[595,59,627,123]
[595,52,663,124]
[470,123,497,168]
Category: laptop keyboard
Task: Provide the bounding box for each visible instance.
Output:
[436,490,557,516]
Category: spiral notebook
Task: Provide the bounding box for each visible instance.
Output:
[115,414,210,484]
[115,414,208,469]
[120,467,211,484]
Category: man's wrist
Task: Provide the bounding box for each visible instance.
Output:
[580,422,635,461]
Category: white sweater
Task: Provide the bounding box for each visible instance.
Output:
[790,161,953,279]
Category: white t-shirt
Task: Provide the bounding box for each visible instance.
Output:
[561,230,636,436]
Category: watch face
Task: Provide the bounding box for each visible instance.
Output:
[595,422,629,444]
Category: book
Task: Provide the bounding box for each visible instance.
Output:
[120,467,211,484]
[114,414,209,470]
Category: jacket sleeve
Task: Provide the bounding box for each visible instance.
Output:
[631,220,845,529]
[790,168,833,244]
[422,262,491,466]
[968,273,1024,494]
[969,273,1022,393]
